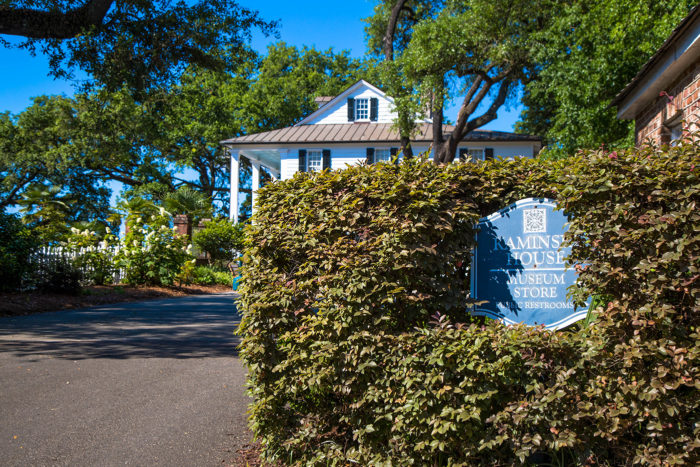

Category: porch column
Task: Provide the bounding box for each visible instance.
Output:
[251,159,261,215]
[229,149,239,223]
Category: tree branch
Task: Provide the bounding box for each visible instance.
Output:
[0,169,39,209]
[452,76,492,140]
[0,0,114,39]
[437,76,512,164]
[96,170,141,187]
[383,0,410,60]
[463,79,512,134]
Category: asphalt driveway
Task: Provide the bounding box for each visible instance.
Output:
[0,293,249,466]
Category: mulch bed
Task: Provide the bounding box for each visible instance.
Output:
[230,442,280,467]
[0,284,233,317]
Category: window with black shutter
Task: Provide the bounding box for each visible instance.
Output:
[370,98,379,121]
[347,98,355,122]
[458,148,469,162]
[485,148,494,160]
[390,147,399,164]
[374,148,391,163]
[298,149,307,172]
[307,150,322,171]
[322,149,331,170]
[366,147,375,164]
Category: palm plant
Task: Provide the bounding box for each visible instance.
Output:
[117,196,159,221]
[17,184,73,242]
[162,186,213,225]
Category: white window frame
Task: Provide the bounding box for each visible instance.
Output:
[670,122,683,146]
[467,148,484,162]
[374,148,391,163]
[307,149,322,172]
[355,98,370,121]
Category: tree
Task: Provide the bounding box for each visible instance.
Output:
[1,42,375,227]
[0,96,72,210]
[16,184,73,241]
[365,0,439,157]
[155,43,375,216]
[367,0,557,164]
[515,0,696,154]
[154,51,256,210]
[0,95,111,231]
[0,0,276,95]
[193,217,244,266]
[71,87,176,191]
[241,42,379,133]
[162,186,213,235]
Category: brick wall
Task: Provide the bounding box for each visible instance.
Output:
[173,214,192,239]
[635,59,700,145]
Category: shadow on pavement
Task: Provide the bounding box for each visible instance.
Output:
[0,294,241,360]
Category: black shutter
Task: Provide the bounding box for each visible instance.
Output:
[347,98,355,122]
[390,147,399,164]
[366,147,375,165]
[322,149,331,170]
[485,147,494,160]
[298,149,307,172]
[370,98,379,121]
[458,148,469,162]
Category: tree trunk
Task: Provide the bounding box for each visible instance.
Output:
[432,106,445,164]
[384,0,414,160]
[400,135,413,159]
[383,0,410,62]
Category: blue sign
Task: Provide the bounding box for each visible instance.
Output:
[470,198,588,330]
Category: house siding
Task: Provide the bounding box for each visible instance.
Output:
[634,60,700,145]
[278,142,537,180]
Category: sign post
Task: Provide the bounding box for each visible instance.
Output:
[470,198,589,330]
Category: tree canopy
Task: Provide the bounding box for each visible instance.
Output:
[0,95,110,220]
[0,0,276,94]
[367,0,696,159]
[515,0,696,154]
[0,43,375,227]
[366,0,558,163]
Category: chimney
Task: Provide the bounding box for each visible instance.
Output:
[173,214,192,239]
[314,96,334,109]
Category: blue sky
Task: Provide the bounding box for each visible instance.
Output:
[0,0,523,130]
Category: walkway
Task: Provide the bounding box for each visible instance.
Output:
[0,293,249,466]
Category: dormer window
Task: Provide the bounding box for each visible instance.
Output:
[355,98,369,120]
[347,97,379,122]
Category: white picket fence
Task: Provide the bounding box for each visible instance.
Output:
[31,245,124,284]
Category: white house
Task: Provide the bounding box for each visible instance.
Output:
[221,80,541,222]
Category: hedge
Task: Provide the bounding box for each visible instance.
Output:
[238,140,699,465]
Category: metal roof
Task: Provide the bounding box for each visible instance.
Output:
[221,123,540,146]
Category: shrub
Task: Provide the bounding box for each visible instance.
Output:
[0,213,39,291]
[193,217,245,266]
[34,255,82,295]
[64,226,119,285]
[189,266,232,286]
[238,139,699,465]
[116,208,191,286]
